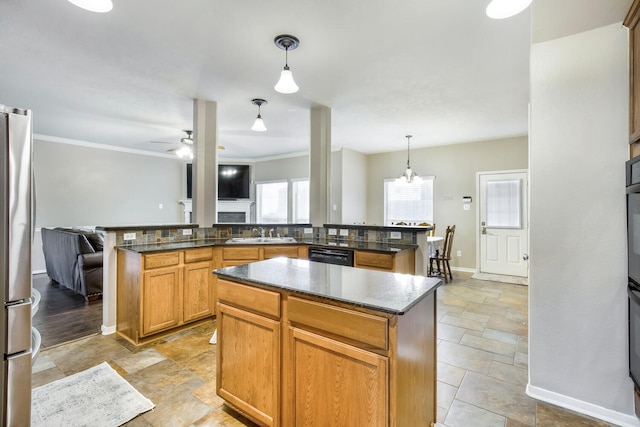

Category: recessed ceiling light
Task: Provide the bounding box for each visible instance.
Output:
[67,0,113,13]
[485,0,532,19]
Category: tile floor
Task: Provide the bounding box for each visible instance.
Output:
[32,272,616,426]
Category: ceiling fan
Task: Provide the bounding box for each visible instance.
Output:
[163,130,193,159]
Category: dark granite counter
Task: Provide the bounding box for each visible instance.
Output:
[323,223,433,233]
[116,238,417,254]
[213,258,441,315]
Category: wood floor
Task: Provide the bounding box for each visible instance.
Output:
[32,273,102,348]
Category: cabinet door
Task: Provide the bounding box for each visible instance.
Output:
[263,245,300,259]
[355,251,394,271]
[217,303,280,427]
[289,327,388,427]
[183,260,214,322]
[142,266,181,336]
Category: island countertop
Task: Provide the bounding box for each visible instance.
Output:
[213,257,441,315]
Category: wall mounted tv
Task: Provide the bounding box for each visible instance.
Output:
[218,164,250,200]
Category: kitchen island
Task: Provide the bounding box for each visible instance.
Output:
[213,258,442,427]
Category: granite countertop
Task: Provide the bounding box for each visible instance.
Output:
[96,224,200,232]
[213,258,442,315]
[323,223,433,232]
[116,238,417,254]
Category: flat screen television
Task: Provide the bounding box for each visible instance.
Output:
[218,164,250,199]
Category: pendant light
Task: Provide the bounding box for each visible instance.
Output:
[67,0,113,13]
[274,35,300,94]
[396,135,422,184]
[485,0,532,19]
[251,99,268,132]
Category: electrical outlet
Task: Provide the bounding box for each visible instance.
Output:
[457,250,462,257]
[123,232,136,240]
[390,231,401,239]
[182,229,192,236]
[328,229,337,235]
[304,228,313,234]
[159,203,163,209]
[339,229,349,236]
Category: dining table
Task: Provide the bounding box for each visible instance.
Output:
[427,235,444,276]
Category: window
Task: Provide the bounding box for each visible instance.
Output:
[384,177,434,226]
[485,179,521,228]
[256,181,288,223]
[292,179,310,224]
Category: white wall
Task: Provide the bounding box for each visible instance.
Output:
[367,136,528,269]
[33,139,184,271]
[529,22,634,424]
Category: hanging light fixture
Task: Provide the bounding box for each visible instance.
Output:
[274,35,300,94]
[396,135,422,184]
[485,0,532,19]
[67,0,113,13]
[250,99,268,132]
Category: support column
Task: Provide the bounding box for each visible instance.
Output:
[192,99,218,226]
[309,106,331,226]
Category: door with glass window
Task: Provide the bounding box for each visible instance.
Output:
[478,171,528,277]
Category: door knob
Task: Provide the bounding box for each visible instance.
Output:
[523,253,529,261]
[482,227,486,235]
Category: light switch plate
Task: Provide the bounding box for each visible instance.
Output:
[339,229,349,236]
[304,228,313,234]
[390,231,401,239]
[182,229,193,236]
[328,229,337,235]
[123,232,136,240]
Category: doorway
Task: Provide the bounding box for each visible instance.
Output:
[477,170,529,279]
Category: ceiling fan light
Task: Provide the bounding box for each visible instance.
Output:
[251,115,267,132]
[485,0,532,19]
[176,146,192,159]
[275,68,299,94]
[66,0,113,13]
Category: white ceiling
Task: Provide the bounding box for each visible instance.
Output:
[0,0,630,160]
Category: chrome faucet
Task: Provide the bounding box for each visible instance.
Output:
[269,228,275,238]
[252,227,265,238]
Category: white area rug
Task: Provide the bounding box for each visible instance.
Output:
[471,272,529,286]
[32,362,155,427]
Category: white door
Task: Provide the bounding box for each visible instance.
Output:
[478,170,528,277]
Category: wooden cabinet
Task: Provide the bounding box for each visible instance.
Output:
[625,0,640,156]
[215,277,437,427]
[142,265,180,336]
[216,279,281,427]
[354,248,415,274]
[219,245,306,267]
[117,247,215,345]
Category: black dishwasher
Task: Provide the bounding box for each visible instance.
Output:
[308,246,354,266]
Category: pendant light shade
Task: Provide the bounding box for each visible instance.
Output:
[396,135,422,184]
[67,0,113,13]
[251,99,268,132]
[274,35,300,94]
[485,0,532,19]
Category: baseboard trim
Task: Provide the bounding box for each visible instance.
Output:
[101,325,116,335]
[451,266,476,273]
[526,383,640,426]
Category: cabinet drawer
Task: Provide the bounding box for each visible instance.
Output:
[355,251,394,270]
[287,297,388,351]
[217,279,280,319]
[144,252,180,269]
[185,247,213,263]
[222,247,260,260]
[264,246,300,259]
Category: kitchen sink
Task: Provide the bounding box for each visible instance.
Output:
[225,237,297,244]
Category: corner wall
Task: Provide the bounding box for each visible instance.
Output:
[529,23,634,424]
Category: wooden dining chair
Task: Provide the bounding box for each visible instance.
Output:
[429,225,455,283]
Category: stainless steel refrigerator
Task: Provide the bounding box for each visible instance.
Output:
[0,105,33,425]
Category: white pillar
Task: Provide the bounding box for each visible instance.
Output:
[309,106,331,226]
[193,99,218,226]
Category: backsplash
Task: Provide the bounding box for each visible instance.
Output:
[111,224,420,246]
